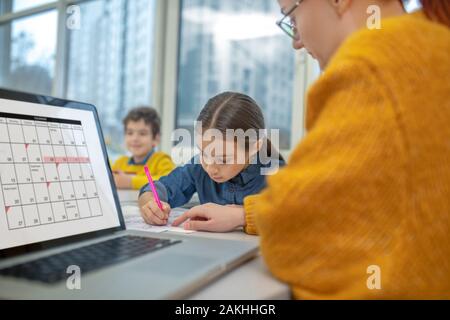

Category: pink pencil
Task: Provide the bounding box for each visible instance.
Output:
[144,166,163,211]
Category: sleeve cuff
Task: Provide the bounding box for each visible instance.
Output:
[139,181,169,203]
[139,183,150,197]
[155,181,169,203]
[243,195,260,235]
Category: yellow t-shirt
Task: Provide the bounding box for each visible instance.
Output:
[112,151,175,190]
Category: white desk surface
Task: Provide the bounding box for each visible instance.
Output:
[117,190,291,300]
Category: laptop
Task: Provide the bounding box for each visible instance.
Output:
[0,88,258,299]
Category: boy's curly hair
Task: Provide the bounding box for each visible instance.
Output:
[123,106,161,138]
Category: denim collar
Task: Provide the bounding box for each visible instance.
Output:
[232,155,285,185]
[237,162,261,185]
[230,156,261,186]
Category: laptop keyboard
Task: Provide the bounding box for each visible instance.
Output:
[0,235,181,284]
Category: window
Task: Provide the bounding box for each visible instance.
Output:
[176,0,296,150]
[65,0,157,160]
[0,10,57,96]
[0,0,157,160]
[404,0,422,12]
[12,0,54,12]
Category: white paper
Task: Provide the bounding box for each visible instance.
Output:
[121,205,196,234]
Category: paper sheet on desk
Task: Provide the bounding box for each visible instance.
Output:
[121,206,196,234]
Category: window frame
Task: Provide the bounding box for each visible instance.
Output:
[0,0,318,158]
[0,0,89,99]
[162,0,319,158]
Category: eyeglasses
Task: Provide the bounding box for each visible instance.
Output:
[276,0,303,39]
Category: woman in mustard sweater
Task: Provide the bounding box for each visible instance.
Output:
[175,0,450,299]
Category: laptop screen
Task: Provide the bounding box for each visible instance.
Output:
[0,94,122,251]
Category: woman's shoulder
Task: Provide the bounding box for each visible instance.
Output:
[329,10,450,71]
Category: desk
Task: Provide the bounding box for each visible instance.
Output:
[117,190,291,300]
[118,189,142,204]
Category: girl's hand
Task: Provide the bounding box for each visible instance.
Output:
[140,197,171,226]
[113,170,133,189]
[172,203,245,233]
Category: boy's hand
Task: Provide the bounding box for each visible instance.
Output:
[140,195,171,226]
[113,170,133,189]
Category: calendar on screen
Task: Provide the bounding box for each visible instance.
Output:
[0,113,103,230]
[0,97,121,251]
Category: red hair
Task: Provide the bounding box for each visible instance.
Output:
[420,0,450,27]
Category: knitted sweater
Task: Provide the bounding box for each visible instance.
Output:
[244,11,450,299]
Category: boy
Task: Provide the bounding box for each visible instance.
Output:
[112,106,175,190]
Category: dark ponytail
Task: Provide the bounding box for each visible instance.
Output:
[420,0,450,27]
[265,138,283,162]
[197,91,284,162]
